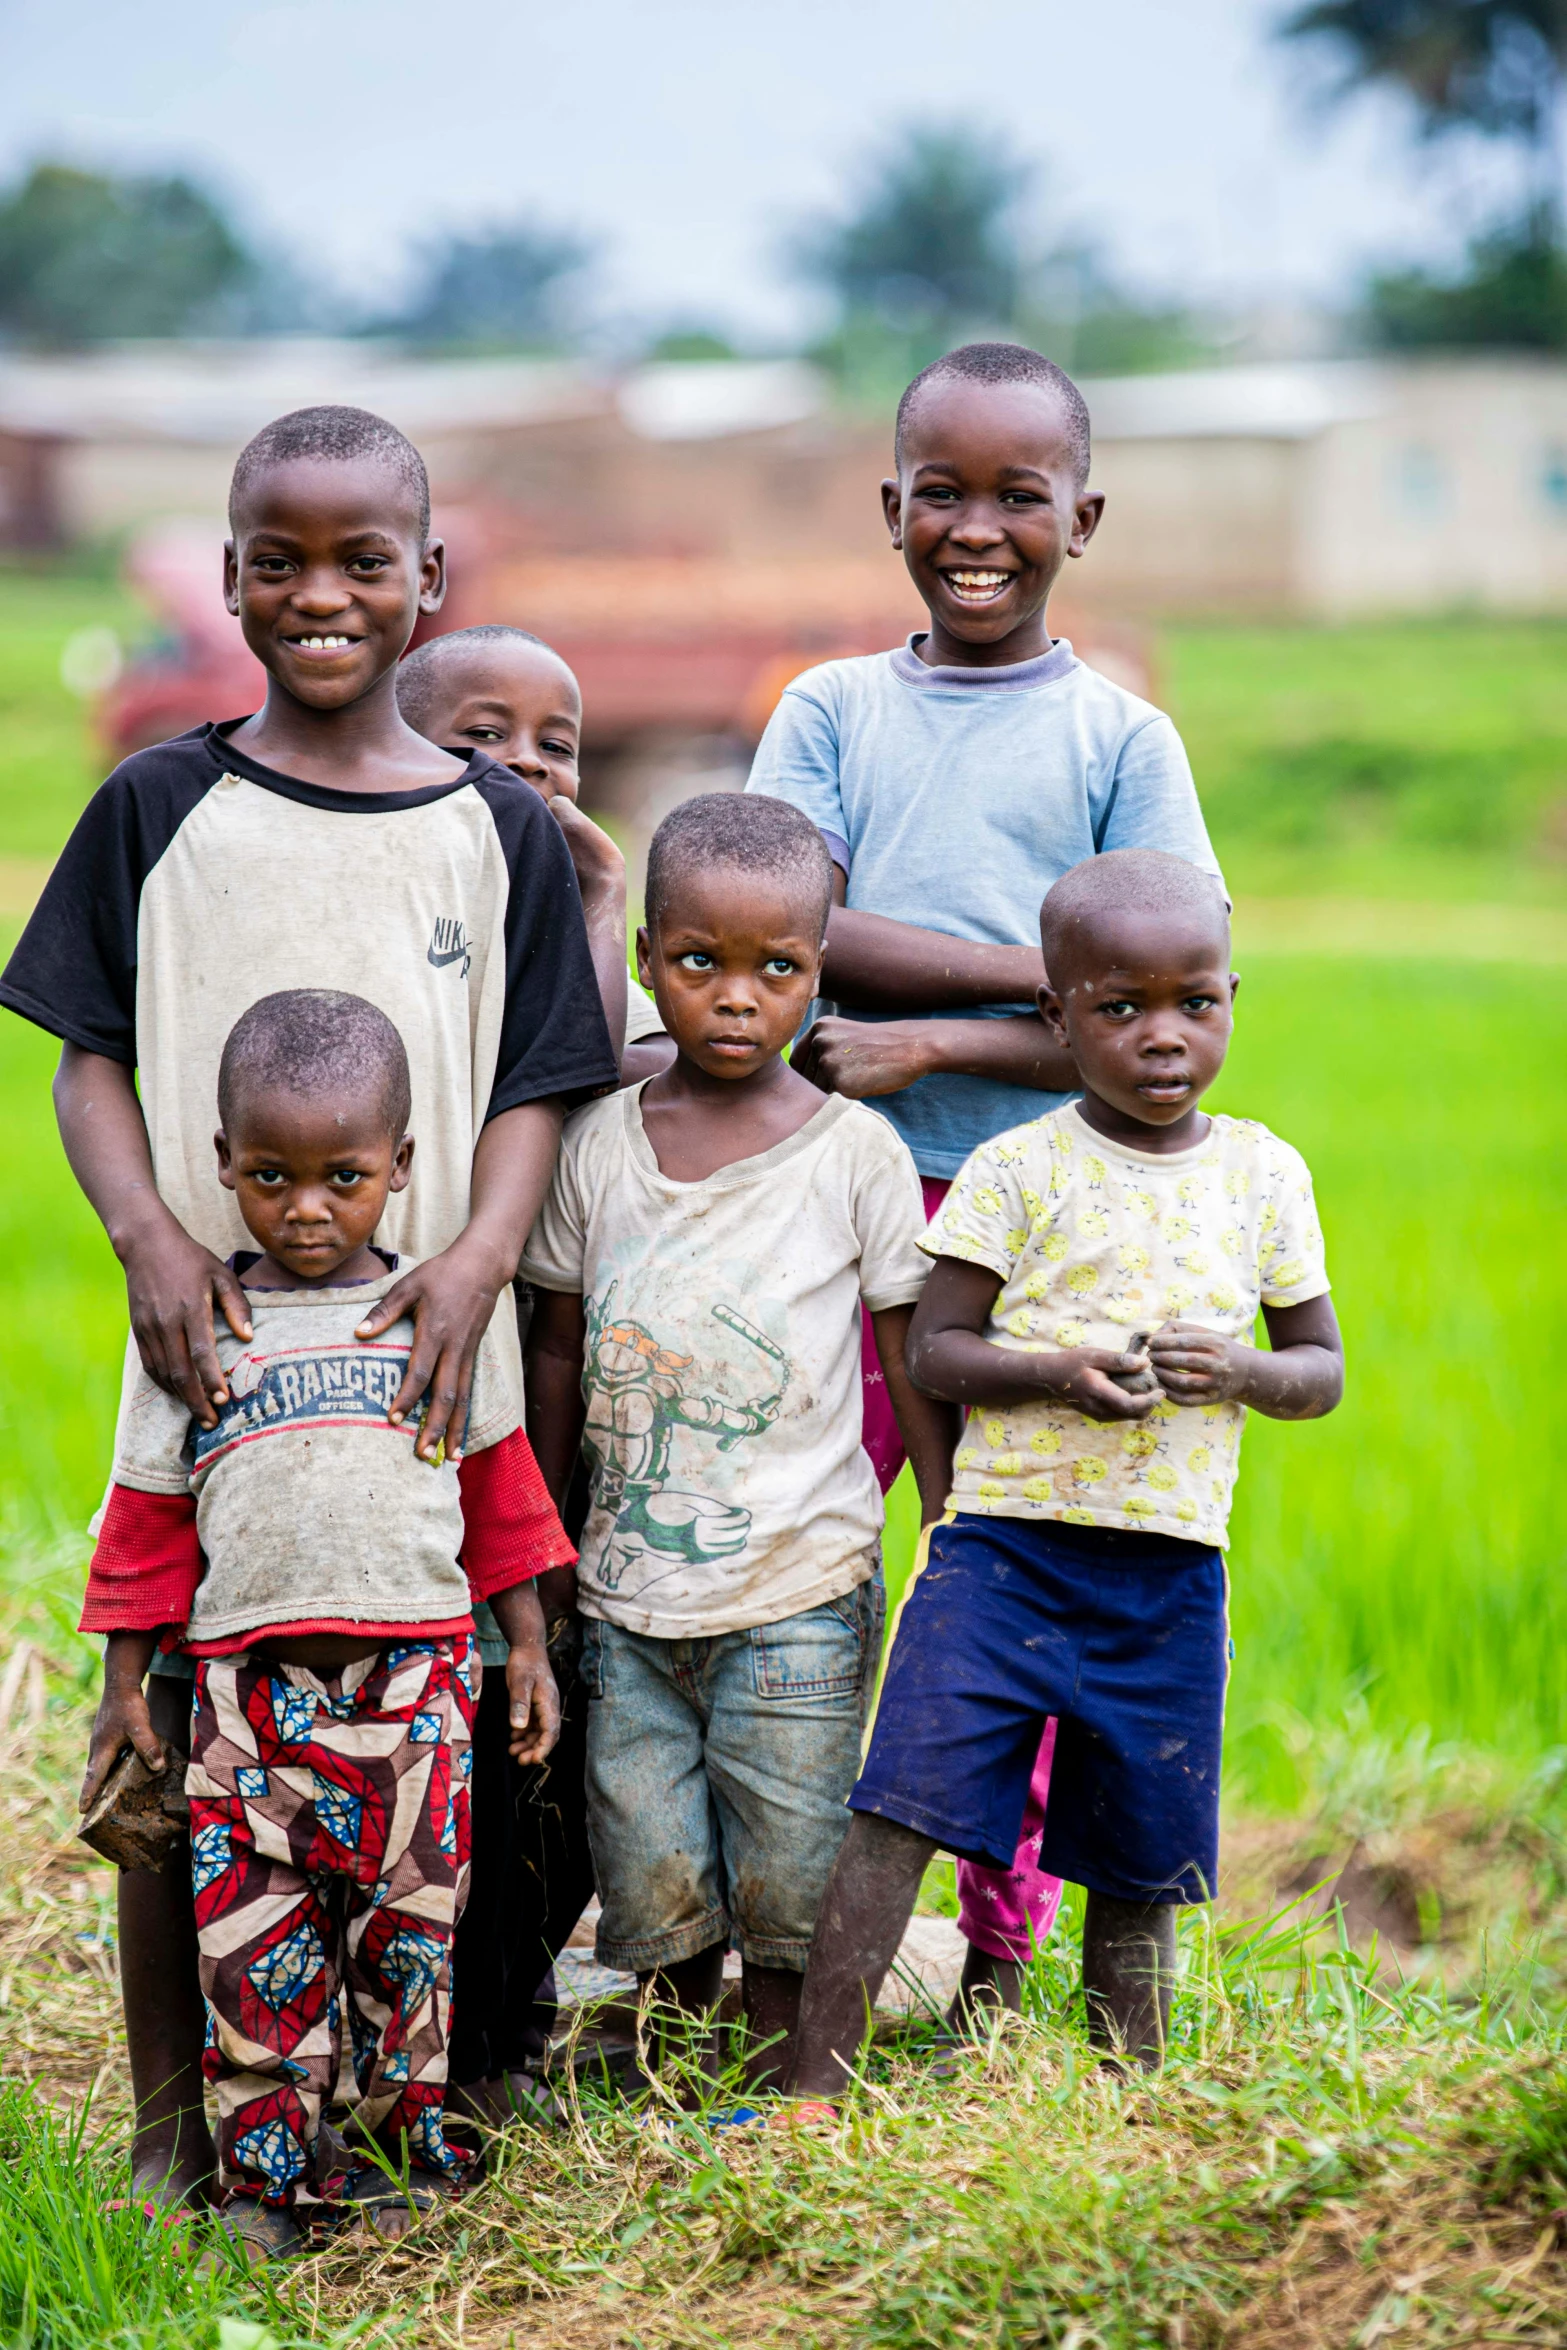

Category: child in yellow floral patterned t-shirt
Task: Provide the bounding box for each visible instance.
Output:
[789,849,1344,2095]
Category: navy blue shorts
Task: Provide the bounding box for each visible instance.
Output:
[852,1512,1229,1905]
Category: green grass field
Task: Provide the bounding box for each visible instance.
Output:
[0,569,1564,2345]
[1167,619,1567,906]
[0,571,1564,1784]
[0,567,141,864]
[879,950,1566,1801]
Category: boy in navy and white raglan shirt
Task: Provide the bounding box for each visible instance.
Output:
[746,342,1223,2019]
[0,405,616,2215]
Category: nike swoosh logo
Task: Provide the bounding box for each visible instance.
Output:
[427,946,468,968]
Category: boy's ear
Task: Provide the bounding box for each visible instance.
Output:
[222,541,240,617]
[388,1135,415,1192]
[215,1128,235,1190]
[418,536,447,616]
[635,926,654,991]
[880,476,903,550]
[1037,982,1070,1047]
[1067,491,1106,560]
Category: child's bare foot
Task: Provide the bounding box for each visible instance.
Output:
[740,1960,803,2091]
[945,1945,1021,2031]
[129,2138,215,2214]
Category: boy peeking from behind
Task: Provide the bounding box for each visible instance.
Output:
[790,849,1343,2106]
[79,993,570,2260]
[396,622,672,2123]
[397,624,672,1086]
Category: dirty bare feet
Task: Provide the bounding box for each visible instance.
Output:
[946,1943,1022,2031]
[740,1961,803,2090]
[632,1944,725,2100]
[793,1814,936,2098]
[1082,1891,1176,2069]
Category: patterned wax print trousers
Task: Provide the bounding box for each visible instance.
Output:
[188,1636,478,2205]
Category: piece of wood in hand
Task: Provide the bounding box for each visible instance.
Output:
[78,1741,190,1872]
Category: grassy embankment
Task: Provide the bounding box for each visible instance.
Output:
[0,574,1562,2343]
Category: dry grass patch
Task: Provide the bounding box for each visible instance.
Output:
[0,1657,1562,2350]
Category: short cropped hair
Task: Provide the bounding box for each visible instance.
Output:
[229,405,431,539]
[396,624,561,733]
[895,342,1091,483]
[1041,849,1229,975]
[218,990,413,1139]
[645,793,833,941]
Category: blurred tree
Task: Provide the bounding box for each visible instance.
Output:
[795,125,1213,400]
[795,125,1025,339]
[1369,211,1567,341]
[1281,2,1565,194]
[1280,2,1567,345]
[394,222,593,348]
[646,327,739,361]
[0,163,252,345]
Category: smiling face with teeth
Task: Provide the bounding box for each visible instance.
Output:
[223,454,458,787]
[882,378,1106,671]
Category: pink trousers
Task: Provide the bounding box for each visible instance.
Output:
[862,1184,1064,1967]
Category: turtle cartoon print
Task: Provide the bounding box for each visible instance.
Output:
[582,1285,789,1586]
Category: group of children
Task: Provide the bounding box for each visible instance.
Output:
[0,341,1342,2257]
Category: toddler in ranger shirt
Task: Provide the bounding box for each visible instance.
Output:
[77,992,572,2258]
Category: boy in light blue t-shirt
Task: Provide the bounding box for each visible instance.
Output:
[745,338,1224,2021]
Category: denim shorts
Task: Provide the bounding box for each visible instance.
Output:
[579,1566,885,1973]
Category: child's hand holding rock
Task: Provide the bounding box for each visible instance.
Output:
[1147,1323,1249,1405]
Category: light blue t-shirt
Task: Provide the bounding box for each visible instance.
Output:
[746,636,1224,1178]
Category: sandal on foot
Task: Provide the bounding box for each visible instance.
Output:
[211,2200,308,2264]
[105,2196,198,2235]
[339,2166,463,2238]
[767,2098,840,2131]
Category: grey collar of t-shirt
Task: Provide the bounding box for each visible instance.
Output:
[888,634,1080,693]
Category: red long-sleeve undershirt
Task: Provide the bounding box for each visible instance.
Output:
[79,1424,574,1654]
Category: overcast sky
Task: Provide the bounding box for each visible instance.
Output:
[0,0,1532,341]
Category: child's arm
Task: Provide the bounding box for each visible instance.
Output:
[356,1098,564,1464]
[796,1012,1076,1101]
[822,904,1046,1013]
[80,1629,167,1813]
[77,1476,202,1811]
[523,1288,590,1510]
[869,1304,961,1525]
[908,1257,1162,1423]
[483,1579,562,1765]
[548,800,630,1070]
[1148,1297,1343,1420]
[54,1046,254,1426]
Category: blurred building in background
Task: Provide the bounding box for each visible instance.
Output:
[4,340,1566,834]
[1081,358,1567,620]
